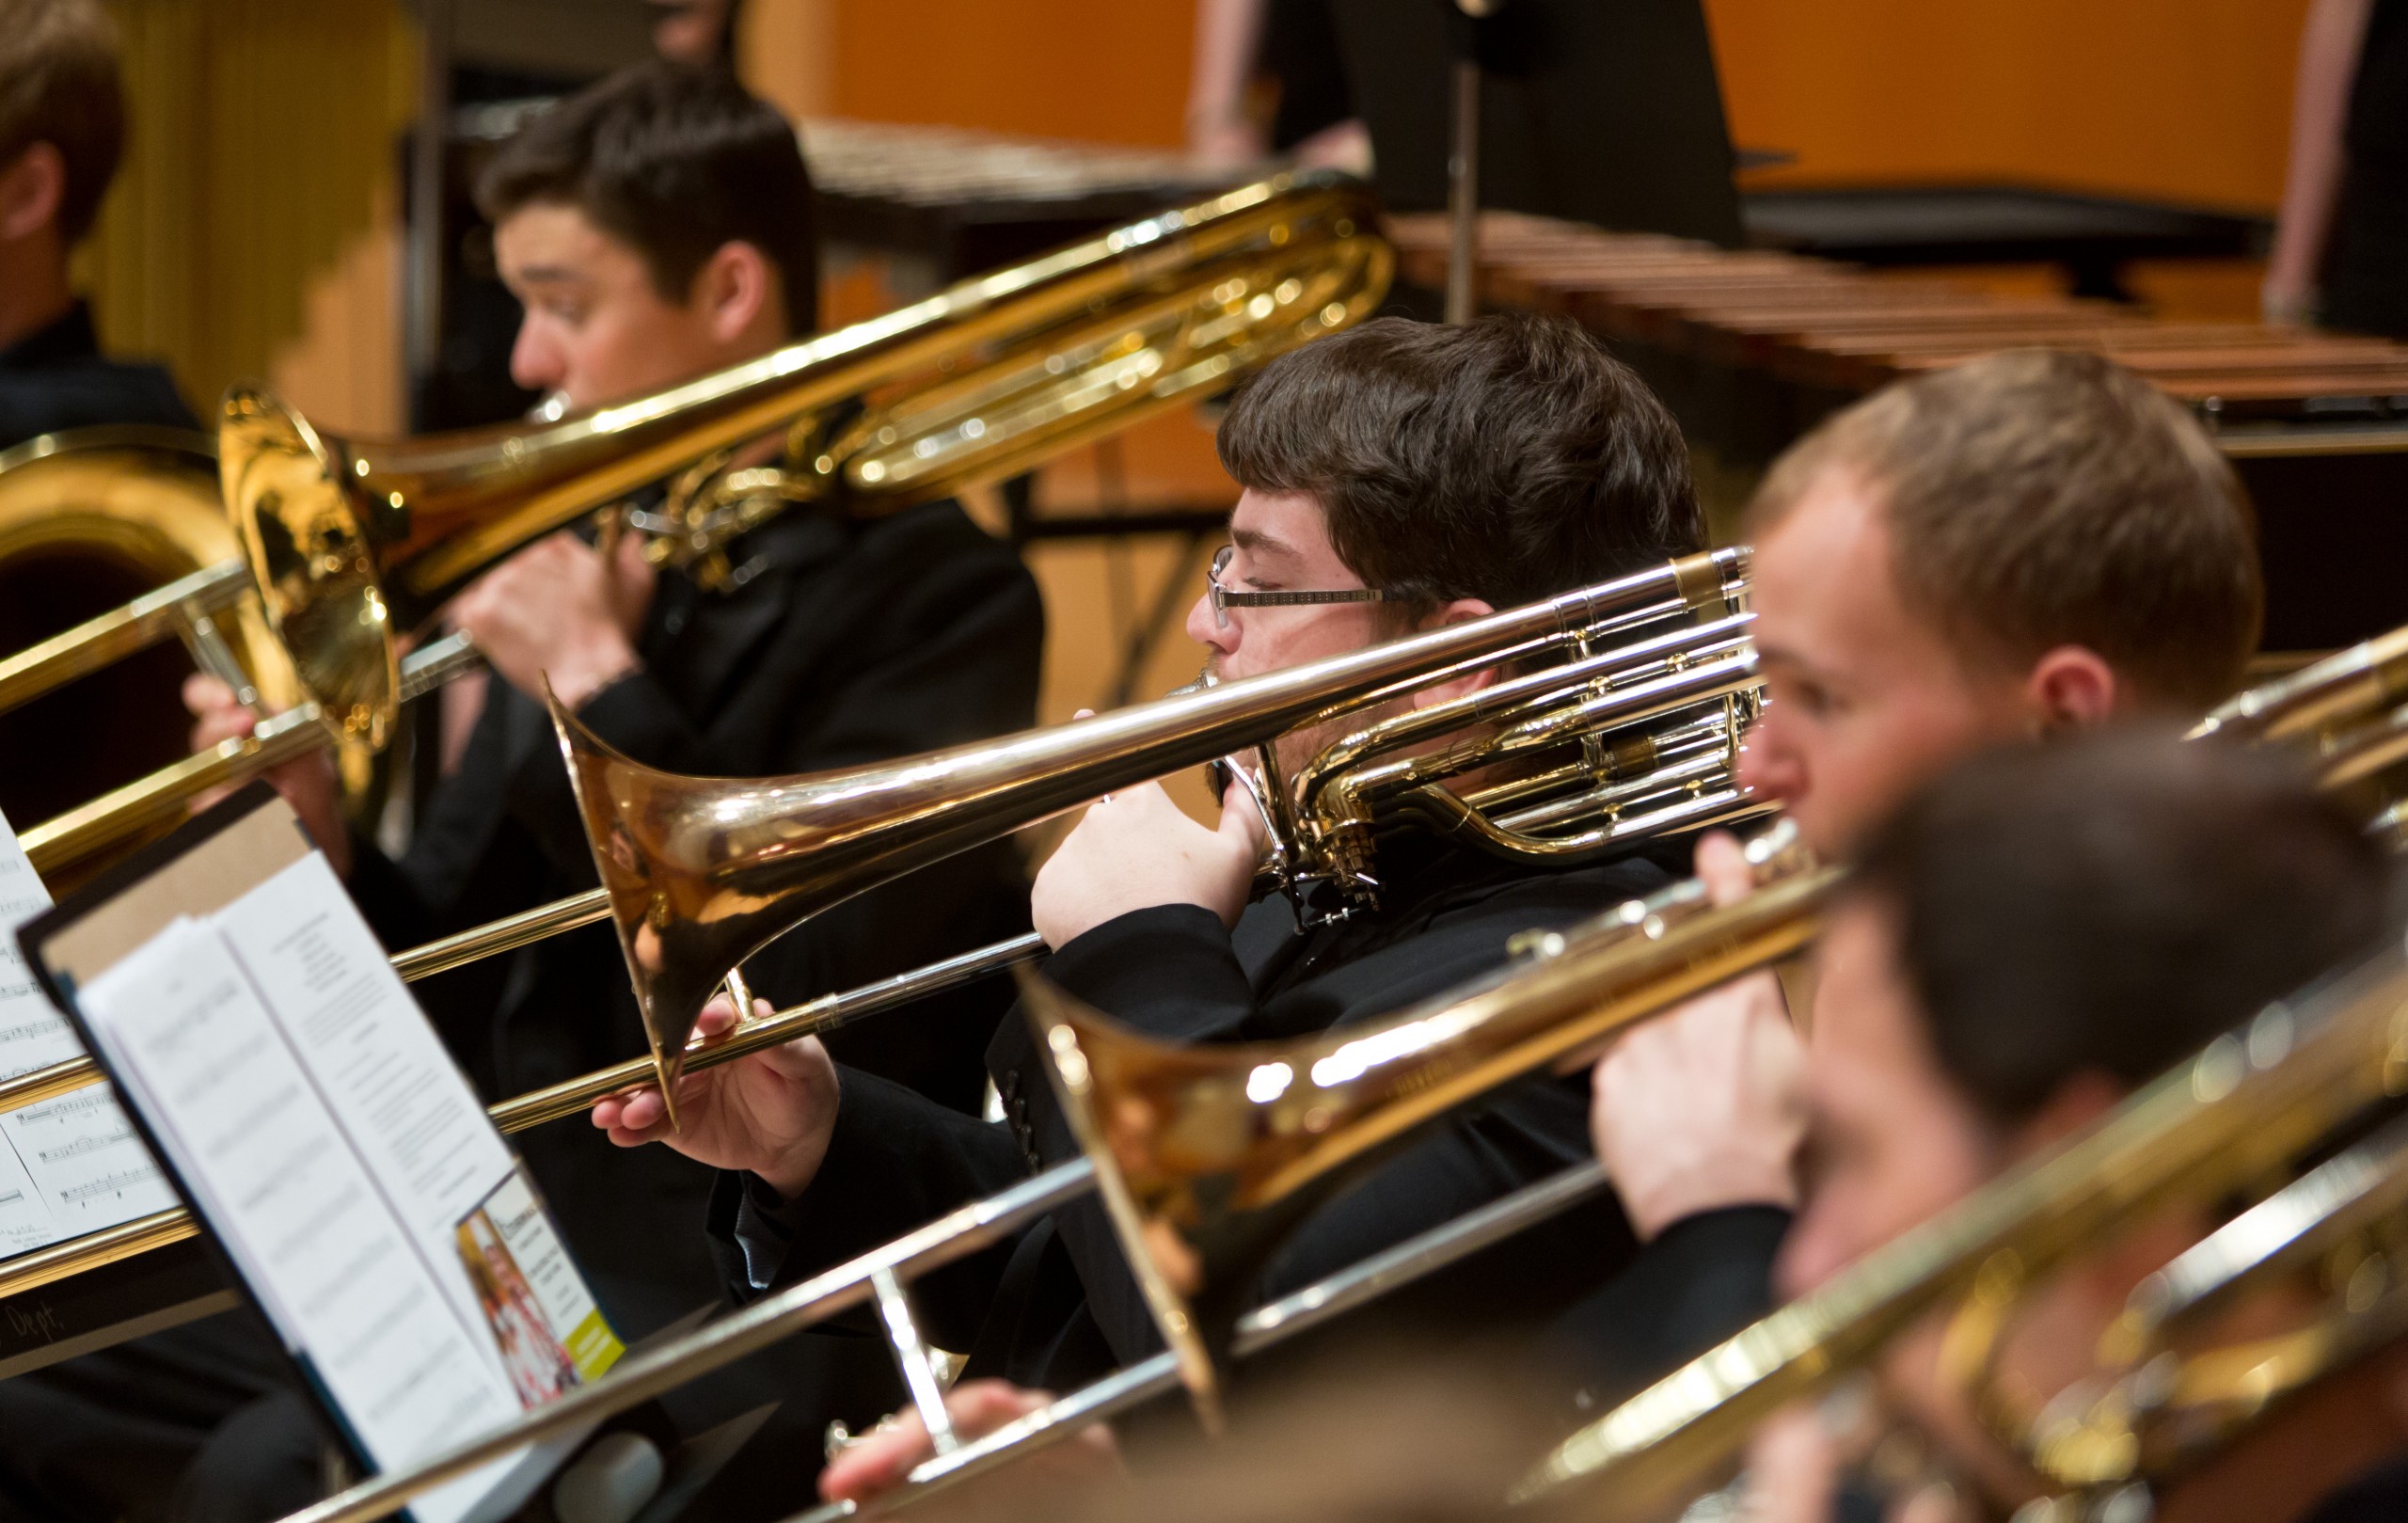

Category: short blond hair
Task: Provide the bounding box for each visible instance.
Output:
[0,0,123,243]
[1749,350,2262,709]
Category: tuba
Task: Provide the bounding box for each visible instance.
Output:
[0,428,303,884]
[0,169,1393,877]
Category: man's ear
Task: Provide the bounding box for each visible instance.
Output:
[691,240,781,345]
[2022,644,2121,734]
[1408,597,1498,707]
[0,143,66,243]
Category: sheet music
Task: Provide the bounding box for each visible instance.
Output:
[0,808,175,1258]
[80,919,527,1523]
[214,856,520,1363]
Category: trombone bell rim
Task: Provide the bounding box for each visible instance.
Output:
[218,385,396,793]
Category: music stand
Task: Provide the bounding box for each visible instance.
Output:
[1328,0,1746,310]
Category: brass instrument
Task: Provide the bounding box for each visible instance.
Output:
[1,168,1394,876]
[1519,936,2408,1522]
[0,928,1047,1314]
[549,547,1755,1115]
[0,429,304,880]
[1274,603,1762,910]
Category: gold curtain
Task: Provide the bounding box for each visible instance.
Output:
[77,0,414,427]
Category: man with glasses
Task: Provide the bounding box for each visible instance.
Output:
[591,312,1712,1503]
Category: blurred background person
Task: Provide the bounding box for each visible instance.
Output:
[0,0,191,449]
[2266,0,2408,337]
[1735,735,2395,1522]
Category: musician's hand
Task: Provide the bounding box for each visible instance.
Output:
[182,673,352,877]
[818,1380,1122,1510]
[1740,1407,1845,1523]
[1030,776,1266,949]
[589,994,839,1200]
[448,530,653,710]
[1591,832,1805,1240]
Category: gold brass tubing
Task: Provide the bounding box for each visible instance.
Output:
[2191,623,2408,745]
[0,887,619,1117]
[0,931,1048,1308]
[1515,940,2408,1515]
[0,1209,198,1302]
[485,929,1047,1133]
[2318,702,2408,792]
[387,887,613,983]
[0,1056,109,1114]
[14,636,484,880]
[0,558,253,714]
[20,704,332,876]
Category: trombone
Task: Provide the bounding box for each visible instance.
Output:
[545,547,1758,1117]
[0,168,1394,877]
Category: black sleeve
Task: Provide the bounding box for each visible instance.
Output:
[1038,904,1262,1042]
[1542,1204,1791,1411]
[705,1066,1032,1351]
[1025,857,1679,1365]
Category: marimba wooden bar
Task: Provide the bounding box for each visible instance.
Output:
[1386,212,2408,650]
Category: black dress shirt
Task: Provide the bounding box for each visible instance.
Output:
[713,835,1680,1401]
[0,302,196,451]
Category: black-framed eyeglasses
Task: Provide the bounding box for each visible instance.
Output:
[1207,545,1387,629]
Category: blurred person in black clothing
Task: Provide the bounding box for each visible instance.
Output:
[2267,0,2408,338]
[1713,736,2398,1523]
[0,0,192,450]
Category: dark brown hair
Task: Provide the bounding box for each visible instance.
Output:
[1749,350,2262,710]
[1215,313,1705,612]
[1853,730,2389,1130]
[476,59,817,332]
[0,0,123,244]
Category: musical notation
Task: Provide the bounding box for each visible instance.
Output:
[56,1167,162,1206]
[0,808,177,1255]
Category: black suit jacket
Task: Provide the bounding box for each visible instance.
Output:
[714,838,1679,1396]
[347,498,1044,1337]
[0,303,196,450]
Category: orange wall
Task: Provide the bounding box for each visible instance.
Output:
[741,0,2322,747]
[777,1,2315,213]
[823,0,1194,146]
[1701,0,2311,212]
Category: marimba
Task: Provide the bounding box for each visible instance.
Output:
[1389,212,2408,651]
